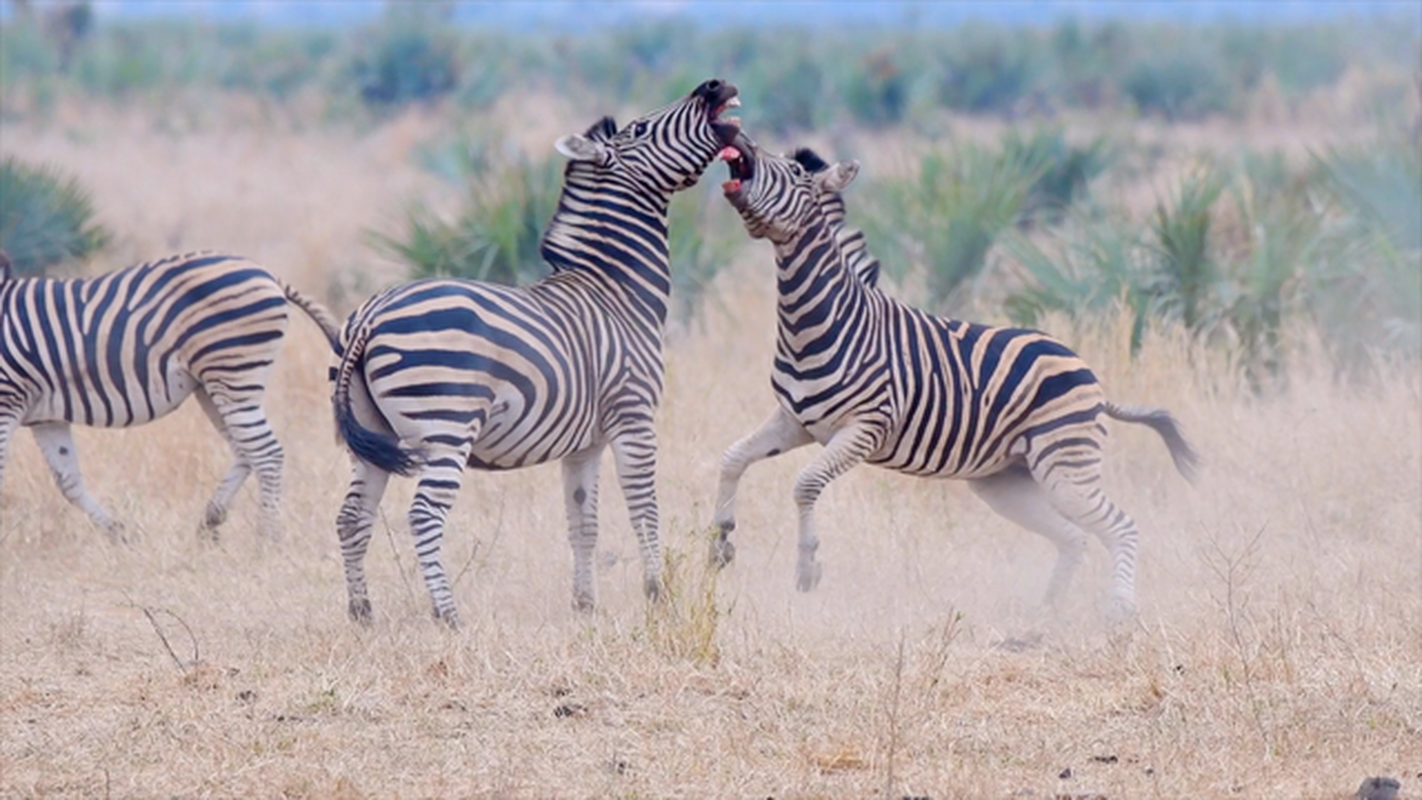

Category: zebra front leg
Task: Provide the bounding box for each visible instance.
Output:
[337,457,390,624]
[711,407,814,569]
[0,412,18,506]
[790,423,881,592]
[562,445,605,612]
[969,466,1090,610]
[610,425,664,603]
[30,422,124,542]
[408,440,473,627]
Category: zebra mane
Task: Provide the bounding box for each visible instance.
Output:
[792,148,830,173]
[586,116,618,142]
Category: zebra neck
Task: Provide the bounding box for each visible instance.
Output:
[774,217,865,326]
[540,173,673,327]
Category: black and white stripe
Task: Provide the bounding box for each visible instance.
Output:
[711,138,1198,618]
[330,79,741,626]
[0,250,341,540]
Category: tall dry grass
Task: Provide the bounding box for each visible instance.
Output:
[1,102,1419,799]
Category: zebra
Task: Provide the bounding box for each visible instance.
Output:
[0,250,342,541]
[329,79,742,627]
[709,136,1198,618]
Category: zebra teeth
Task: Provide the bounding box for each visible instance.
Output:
[725,97,741,109]
[719,146,741,162]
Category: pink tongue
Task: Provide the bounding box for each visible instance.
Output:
[721,179,741,193]
[718,146,740,162]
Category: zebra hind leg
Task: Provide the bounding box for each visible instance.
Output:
[337,458,390,624]
[30,422,125,542]
[1032,461,1142,621]
[408,438,474,627]
[711,407,815,569]
[194,388,252,541]
[201,388,285,541]
[562,445,605,612]
[968,465,1089,611]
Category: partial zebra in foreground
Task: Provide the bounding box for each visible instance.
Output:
[330,79,741,626]
[712,135,1198,619]
[0,250,341,540]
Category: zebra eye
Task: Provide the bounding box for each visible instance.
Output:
[633,121,650,138]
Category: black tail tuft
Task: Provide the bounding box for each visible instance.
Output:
[1105,402,1201,485]
[334,400,420,476]
[330,322,420,476]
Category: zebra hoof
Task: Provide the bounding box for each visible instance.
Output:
[104,521,130,545]
[643,576,663,604]
[708,537,736,570]
[348,598,373,624]
[572,592,596,613]
[1104,595,1137,623]
[433,608,460,630]
[795,561,823,593]
[203,504,227,531]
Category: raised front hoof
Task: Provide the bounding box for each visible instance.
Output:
[795,561,823,593]
[347,599,373,625]
[707,537,736,570]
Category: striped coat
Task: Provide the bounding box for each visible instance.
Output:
[330,79,741,626]
[710,138,1197,618]
[0,251,340,540]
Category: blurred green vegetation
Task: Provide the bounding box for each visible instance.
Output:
[3,11,1415,124]
[1001,134,1421,385]
[0,155,111,277]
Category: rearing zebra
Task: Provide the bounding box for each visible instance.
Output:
[330,79,741,626]
[0,250,342,541]
[710,136,1198,618]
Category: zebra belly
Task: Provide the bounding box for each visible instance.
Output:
[374,371,602,472]
[20,361,198,428]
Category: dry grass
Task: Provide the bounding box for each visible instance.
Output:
[2,100,1420,799]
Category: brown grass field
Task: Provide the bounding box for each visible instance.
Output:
[2,95,1420,799]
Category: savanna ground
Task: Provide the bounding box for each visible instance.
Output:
[2,92,1420,799]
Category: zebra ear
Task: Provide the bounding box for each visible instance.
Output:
[818,160,860,194]
[555,134,610,164]
[0,250,11,280]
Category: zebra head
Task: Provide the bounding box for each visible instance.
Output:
[720,132,860,244]
[554,79,741,195]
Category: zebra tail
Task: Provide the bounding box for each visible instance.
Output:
[331,321,421,477]
[1103,401,1201,485]
[279,281,345,357]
